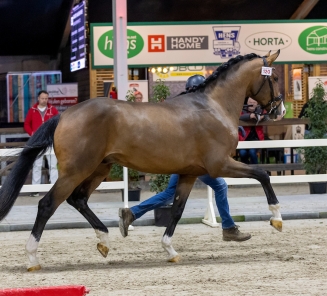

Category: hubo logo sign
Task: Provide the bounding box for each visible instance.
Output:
[97,29,144,59]
[91,21,327,68]
[245,32,292,52]
[298,26,327,55]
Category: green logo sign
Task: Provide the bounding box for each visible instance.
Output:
[298,26,327,55]
[98,29,144,59]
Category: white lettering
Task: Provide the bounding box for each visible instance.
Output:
[150,38,162,50]
[104,36,112,50]
[129,40,136,50]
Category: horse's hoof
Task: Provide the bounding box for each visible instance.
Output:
[27,264,41,272]
[97,242,109,258]
[270,219,282,232]
[168,255,180,263]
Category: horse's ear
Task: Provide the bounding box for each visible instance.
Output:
[265,51,271,57]
[266,50,280,65]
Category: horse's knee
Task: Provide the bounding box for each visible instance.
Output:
[37,196,55,218]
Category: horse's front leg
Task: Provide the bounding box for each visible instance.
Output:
[218,157,282,231]
[161,175,197,262]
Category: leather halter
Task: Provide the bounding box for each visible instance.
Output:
[252,56,283,115]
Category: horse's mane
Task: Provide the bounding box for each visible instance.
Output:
[178,53,261,96]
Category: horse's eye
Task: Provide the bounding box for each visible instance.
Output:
[274,77,278,82]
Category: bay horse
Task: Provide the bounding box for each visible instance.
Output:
[0,51,284,271]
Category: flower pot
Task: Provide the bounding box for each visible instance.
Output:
[309,182,327,194]
[154,205,172,227]
[121,188,141,201]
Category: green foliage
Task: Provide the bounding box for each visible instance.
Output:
[149,174,171,194]
[150,79,171,103]
[125,89,136,102]
[109,163,140,188]
[147,79,171,192]
[298,80,327,174]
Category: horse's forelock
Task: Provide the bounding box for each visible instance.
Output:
[186,53,261,94]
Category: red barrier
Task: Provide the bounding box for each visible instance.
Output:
[0,285,89,296]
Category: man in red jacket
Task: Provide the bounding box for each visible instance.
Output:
[24,90,59,196]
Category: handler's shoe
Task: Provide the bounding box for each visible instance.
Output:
[118,208,135,238]
[222,225,251,242]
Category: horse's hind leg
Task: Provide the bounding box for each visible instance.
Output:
[218,157,282,231]
[66,163,112,258]
[25,176,84,271]
[161,175,197,262]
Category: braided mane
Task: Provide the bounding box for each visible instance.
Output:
[183,53,261,94]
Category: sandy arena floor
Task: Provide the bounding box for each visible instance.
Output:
[0,219,326,295]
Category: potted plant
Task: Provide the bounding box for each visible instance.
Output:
[298,80,327,194]
[109,163,141,201]
[148,79,171,194]
[125,89,136,102]
[150,79,171,103]
[147,79,173,226]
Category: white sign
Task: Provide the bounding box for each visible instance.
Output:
[261,66,272,76]
[308,76,327,100]
[47,83,78,113]
[91,21,327,68]
[292,69,302,101]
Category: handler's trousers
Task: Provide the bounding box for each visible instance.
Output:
[32,149,58,184]
[130,174,235,229]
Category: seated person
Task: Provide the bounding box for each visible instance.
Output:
[298,102,310,134]
[238,97,269,164]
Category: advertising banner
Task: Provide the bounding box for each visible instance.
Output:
[91,21,327,68]
[46,83,78,113]
[6,71,61,123]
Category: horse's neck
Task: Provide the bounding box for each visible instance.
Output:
[208,60,259,120]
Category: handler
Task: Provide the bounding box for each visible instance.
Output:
[119,75,251,242]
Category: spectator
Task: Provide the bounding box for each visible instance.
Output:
[298,102,310,134]
[110,86,118,100]
[24,90,59,196]
[134,91,143,102]
[238,97,268,164]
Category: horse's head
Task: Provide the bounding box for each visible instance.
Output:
[248,50,285,120]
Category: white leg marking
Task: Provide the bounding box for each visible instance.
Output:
[161,235,178,260]
[25,234,40,269]
[269,204,282,221]
[95,229,109,249]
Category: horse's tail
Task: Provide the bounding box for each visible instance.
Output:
[0,115,60,221]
